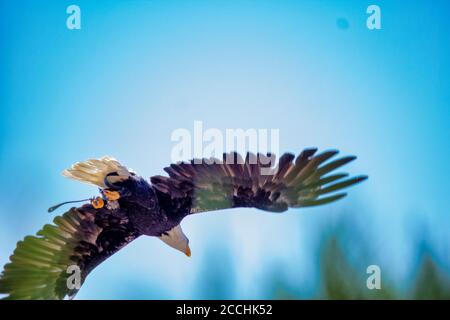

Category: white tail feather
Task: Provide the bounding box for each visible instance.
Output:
[62,156,132,188]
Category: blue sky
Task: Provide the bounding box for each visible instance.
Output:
[0,0,449,298]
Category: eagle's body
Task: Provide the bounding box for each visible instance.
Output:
[113,175,174,236]
[0,149,367,299]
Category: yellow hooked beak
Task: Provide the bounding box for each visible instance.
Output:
[184,245,191,257]
[159,225,191,258]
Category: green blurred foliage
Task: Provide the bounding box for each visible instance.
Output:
[272,219,450,300]
[195,215,449,300]
[412,254,450,300]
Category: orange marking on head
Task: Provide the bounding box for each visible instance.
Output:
[103,190,121,201]
[91,197,104,209]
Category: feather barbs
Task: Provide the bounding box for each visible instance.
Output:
[62,156,132,188]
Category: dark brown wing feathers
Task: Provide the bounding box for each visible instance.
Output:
[151,149,367,215]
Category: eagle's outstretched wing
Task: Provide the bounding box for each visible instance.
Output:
[151,148,367,215]
[0,205,139,300]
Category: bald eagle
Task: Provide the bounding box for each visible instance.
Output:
[0,148,367,299]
